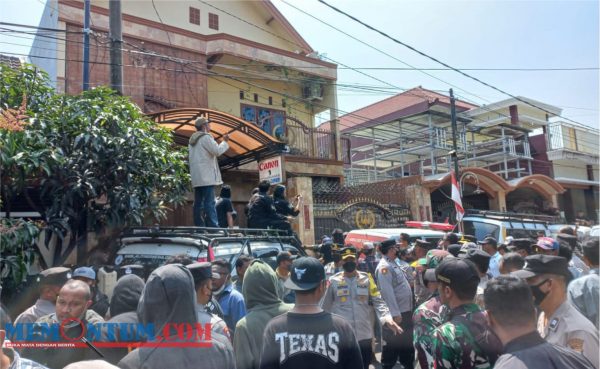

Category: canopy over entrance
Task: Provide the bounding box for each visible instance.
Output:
[149,108,286,171]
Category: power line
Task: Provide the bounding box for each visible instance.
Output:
[316,0,593,130]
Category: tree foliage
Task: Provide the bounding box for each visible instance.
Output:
[1,64,190,283]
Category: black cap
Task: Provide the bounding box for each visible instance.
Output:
[460,249,491,274]
[436,258,480,288]
[37,267,71,286]
[447,244,462,257]
[284,257,326,291]
[340,247,357,260]
[511,255,571,279]
[187,262,220,283]
[478,236,498,247]
[380,238,397,254]
[415,239,435,250]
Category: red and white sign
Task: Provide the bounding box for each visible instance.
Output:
[259,156,283,184]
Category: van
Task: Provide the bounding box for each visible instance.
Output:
[344,228,445,250]
[462,210,554,244]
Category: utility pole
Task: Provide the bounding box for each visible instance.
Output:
[449,88,460,176]
[82,0,90,91]
[109,0,123,94]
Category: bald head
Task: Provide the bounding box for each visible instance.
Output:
[56,280,92,322]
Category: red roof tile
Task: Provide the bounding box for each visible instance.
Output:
[327,87,478,133]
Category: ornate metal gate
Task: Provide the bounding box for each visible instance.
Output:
[312,179,412,241]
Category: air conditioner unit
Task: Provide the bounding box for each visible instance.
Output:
[302,81,324,101]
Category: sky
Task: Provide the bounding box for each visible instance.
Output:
[1,0,598,129]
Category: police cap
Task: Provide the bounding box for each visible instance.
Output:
[187,262,220,284]
[37,267,71,286]
[511,254,571,280]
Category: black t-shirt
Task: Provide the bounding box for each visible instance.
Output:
[260,311,363,369]
[216,197,234,228]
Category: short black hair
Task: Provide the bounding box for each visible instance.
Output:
[276,251,292,265]
[220,184,232,198]
[583,237,599,266]
[235,255,253,269]
[558,242,573,262]
[331,229,345,245]
[501,252,525,272]
[212,259,231,274]
[558,226,575,235]
[400,233,410,242]
[258,180,271,193]
[484,276,536,328]
[498,244,509,254]
[165,254,194,265]
[445,233,459,244]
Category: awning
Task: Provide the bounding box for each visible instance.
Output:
[148,108,286,171]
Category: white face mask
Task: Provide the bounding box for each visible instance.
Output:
[212,276,229,296]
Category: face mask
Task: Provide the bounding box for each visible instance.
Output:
[342,261,357,273]
[530,279,550,306]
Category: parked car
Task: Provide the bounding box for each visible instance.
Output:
[113,227,304,280]
[344,228,445,250]
[462,210,555,244]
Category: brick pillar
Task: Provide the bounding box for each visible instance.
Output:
[286,177,315,246]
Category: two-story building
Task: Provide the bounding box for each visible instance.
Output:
[29,0,346,244]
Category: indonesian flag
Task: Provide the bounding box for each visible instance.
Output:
[451,171,465,222]
[207,244,215,261]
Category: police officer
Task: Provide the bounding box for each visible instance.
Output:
[14,267,71,325]
[187,262,231,342]
[322,247,401,369]
[358,242,378,278]
[376,238,414,369]
[513,255,599,368]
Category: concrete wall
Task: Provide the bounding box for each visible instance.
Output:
[30,0,60,89]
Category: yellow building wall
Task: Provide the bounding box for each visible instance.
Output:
[207,68,316,127]
[553,160,588,179]
[91,0,301,53]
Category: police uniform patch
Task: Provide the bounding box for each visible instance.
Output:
[549,318,559,331]
[381,267,388,275]
[568,338,584,352]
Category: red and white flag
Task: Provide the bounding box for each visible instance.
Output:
[451,171,465,222]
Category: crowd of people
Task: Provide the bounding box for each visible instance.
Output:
[1,223,598,369]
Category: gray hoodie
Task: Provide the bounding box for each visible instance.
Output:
[118,264,235,369]
[233,260,292,369]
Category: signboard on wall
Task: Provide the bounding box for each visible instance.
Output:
[259,156,283,184]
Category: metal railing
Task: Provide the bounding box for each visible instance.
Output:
[285,117,338,161]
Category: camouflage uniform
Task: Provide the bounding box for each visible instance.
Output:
[412,294,449,369]
[431,303,492,369]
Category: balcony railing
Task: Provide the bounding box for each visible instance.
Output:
[285,117,349,163]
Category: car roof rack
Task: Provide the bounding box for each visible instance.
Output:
[464,209,559,223]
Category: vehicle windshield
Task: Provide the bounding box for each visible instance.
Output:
[463,220,500,241]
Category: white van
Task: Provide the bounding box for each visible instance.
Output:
[462,211,551,244]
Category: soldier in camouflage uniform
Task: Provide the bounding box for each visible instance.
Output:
[412,250,451,369]
[431,258,496,369]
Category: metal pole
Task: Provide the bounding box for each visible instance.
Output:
[449,89,460,176]
[109,0,123,94]
[82,0,91,91]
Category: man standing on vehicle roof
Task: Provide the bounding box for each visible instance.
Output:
[189,116,229,228]
[376,238,414,369]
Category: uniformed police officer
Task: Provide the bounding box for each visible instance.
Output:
[323,247,401,369]
[186,262,231,342]
[13,267,72,326]
[376,238,414,369]
[513,254,599,368]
